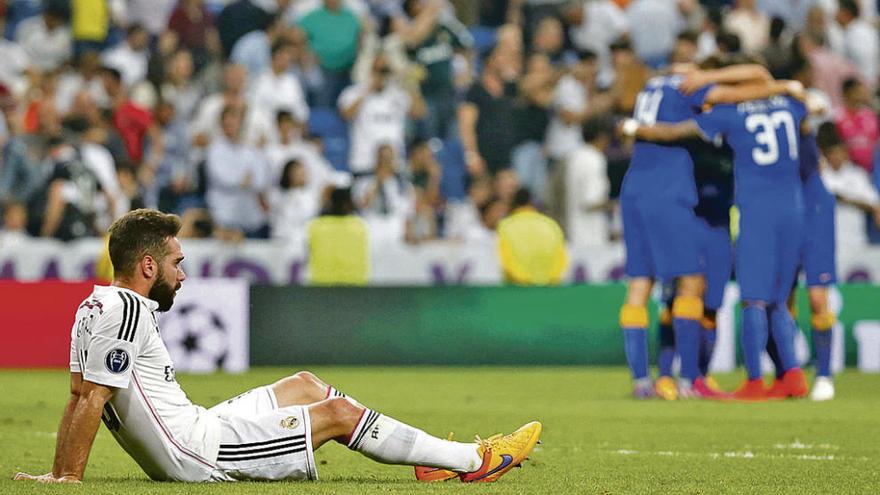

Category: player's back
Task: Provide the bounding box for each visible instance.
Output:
[691,140,734,228]
[70,286,221,481]
[698,96,806,208]
[623,75,713,205]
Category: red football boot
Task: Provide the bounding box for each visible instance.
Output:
[730,378,768,402]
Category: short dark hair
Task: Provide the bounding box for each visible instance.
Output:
[677,30,699,45]
[271,40,292,57]
[576,49,598,63]
[842,77,861,95]
[716,32,741,53]
[100,66,122,84]
[325,188,355,216]
[279,159,303,189]
[127,23,147,38]
[769,17,786,41]
[816,122,842,151]
[276,109,295,125]
[582,116,614,143]
[108,209,182,278]
[512,187,532,209]
[840,0,859,17]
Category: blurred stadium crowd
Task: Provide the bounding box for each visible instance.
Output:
[1,0,880,250]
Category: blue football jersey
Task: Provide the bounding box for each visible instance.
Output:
[622,75,714,205]
[695,96,807,207]
[798,132,820,182]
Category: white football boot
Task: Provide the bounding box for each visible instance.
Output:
[810,376,835,401]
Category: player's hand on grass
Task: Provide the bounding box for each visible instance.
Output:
[13,472,82,484]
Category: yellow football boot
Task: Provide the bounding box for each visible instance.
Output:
[459,421,542,483]
[654,376,678,401]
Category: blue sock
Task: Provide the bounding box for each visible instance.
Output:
[658,322,675,377]
[699,329,716,377]
[768,305,798,372]
[741,304,769,380]
[673,318,701,381]
[765,327,784,379]
[658,347,675,377]
[623,329,649,380]
[813,329,832,377]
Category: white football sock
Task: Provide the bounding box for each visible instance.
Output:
[346,409,482,472]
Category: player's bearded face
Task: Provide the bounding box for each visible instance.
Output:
[149,262,180,312]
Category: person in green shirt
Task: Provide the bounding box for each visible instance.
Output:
[297,0,362,106]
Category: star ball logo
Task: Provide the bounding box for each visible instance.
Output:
[105,349,131,374]
[162,303,229,371]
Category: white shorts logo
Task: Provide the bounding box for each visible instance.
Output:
[280,416,299,430]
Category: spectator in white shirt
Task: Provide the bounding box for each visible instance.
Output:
[101,24,151,88]
[269,158,319,243]
[564,116,611,247]
[338,55,427,173]
[445,174,494,242]
[723,0,769,54]
[265,110,349,194]
[249,40,310,126]
[626,0,684,69]
[14,6,72,72]
[55,52,109,116]
[121,0,177,36]
[159,49,203,123]
[836,0,879,88]
[205,105,271,237]
[567,0,629,84]
[190,63,274,147]
[353,144,414,217]
[818,123,880,248]
[545,50,611,162]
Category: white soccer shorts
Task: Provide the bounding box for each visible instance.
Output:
[209,386,318,481]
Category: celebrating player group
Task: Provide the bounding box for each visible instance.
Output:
[618,61,836,402]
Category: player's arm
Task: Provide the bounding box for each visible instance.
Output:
[619,118,703,143]
[52,378,114,481]
[704,80,799,105]
[679,64,772,94]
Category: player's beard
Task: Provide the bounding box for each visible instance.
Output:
[149,265,179,312]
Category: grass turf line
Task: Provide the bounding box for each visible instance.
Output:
[2,367,879,494]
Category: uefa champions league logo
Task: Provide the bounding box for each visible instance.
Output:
[105,349,131,374]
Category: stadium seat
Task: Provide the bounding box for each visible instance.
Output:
[308,107,350,172]
[436,138,467,200]
[469,26,498,55]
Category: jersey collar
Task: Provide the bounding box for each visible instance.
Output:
[96,285,160,311]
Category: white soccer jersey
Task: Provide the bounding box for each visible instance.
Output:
[69,286,222,481]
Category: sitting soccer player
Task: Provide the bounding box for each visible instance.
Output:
[13,209,541,484]
[620,81,814,401]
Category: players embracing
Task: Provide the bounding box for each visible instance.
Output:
[618,61,834,402]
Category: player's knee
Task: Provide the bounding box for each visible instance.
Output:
[620,304,648,329]
[624,278,652,306]
[291,370,322,387]
[325,397,363,427]
[676,275,704,297]
[672,294,703,321]
[812,312,835,331]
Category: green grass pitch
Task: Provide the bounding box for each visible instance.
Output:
[2,367,880,494]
